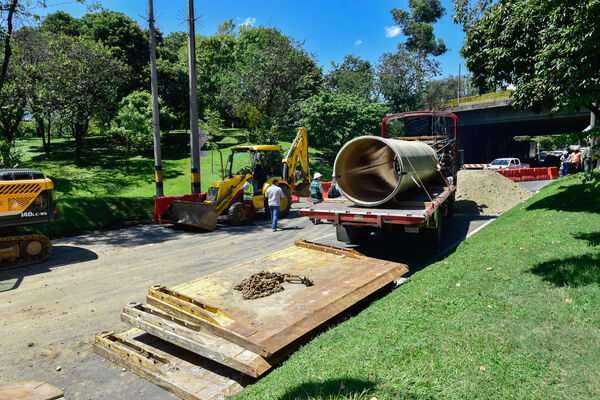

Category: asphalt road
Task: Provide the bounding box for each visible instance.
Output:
[0,209,495,399]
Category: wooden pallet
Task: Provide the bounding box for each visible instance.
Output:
[121,302,275,378]
[93,329,247,400]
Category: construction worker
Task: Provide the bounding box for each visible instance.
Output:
[310,172,324,203]
[265,178,285,231]
[559,151,571,177]
[571,149,582,173]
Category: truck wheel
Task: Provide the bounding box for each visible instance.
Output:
[336,225,369,245]
[227,203,246,226]
[279,186,292,218]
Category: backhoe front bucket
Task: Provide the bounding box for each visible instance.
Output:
[160,200,218,231]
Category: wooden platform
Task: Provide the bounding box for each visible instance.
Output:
[121,302,274,377]
[93,329,247,400]
[146,239,408,357]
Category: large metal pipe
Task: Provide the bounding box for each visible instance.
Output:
[334,136,439,207]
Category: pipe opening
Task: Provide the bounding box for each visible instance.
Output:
[335,137,402,206]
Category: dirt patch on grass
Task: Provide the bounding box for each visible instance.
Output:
[455,170,532,215]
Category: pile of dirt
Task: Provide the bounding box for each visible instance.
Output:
[455,170,533,215]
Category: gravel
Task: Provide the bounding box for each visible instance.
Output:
[455,170,533,215]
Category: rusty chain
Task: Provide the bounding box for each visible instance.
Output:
[234,271,313,300]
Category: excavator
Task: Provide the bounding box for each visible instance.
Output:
[0,168,54,269]
[155,127,310,231]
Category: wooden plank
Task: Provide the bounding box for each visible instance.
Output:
[93,329,247,400]
[121,302,273,377]
[147,239,408,356]
[0,381,63,400]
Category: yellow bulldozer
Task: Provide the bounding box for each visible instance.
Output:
[155,127,310,231]
[0,169,54,269]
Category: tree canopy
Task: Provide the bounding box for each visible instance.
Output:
[326,55,375,101]
[459,0,600,120]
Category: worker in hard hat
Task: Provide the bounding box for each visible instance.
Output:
[310,172,324,203]
[559,150,571,177]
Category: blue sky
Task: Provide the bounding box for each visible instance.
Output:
[43,0,466,76]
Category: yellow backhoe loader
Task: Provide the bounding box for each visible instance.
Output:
[155,127,310,231]
[0,169,54,269]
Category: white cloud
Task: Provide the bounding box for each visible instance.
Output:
[384,26,402,38]
[239,17,256,27]
[354,39,363,46]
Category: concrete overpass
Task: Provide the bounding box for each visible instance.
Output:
[439,93,592,163]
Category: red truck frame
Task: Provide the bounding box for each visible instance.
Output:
[299,111,459,245]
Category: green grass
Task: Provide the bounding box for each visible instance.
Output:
[15,129,331,238]
[233,176,600,400]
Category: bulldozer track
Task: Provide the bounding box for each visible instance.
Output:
[0,233,52,270]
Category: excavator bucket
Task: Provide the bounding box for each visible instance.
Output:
[159,200,218,231]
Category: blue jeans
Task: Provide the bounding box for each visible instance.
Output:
[270,205,279,229]
[560,163,569,177]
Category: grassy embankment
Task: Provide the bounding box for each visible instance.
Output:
[234,176,600,400]
[16,128,331,238]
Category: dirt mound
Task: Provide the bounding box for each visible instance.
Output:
[455,170,532,215]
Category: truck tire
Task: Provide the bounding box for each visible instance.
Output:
[336,225,369,245]
[227,202,246,226]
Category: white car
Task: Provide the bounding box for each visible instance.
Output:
[486,158,522,170]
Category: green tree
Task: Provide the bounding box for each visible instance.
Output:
[376,47,422,112]
[223,26,322,127]
[327,54,375,101]
[41,10,81,36]
[423,75,479,109]
[298,92,388,152]
[156,31,188,127]
[195,24,238,126]
[110,91,175,168]
[459,0,600,120]
[80,9,148,96]
[13,27,56,157]
[48,34,128,163]
[390,0,447,92]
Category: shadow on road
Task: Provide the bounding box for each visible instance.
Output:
[351,214,495,276]
[0,245,98,292]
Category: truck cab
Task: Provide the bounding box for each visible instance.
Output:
[486,158,521,170]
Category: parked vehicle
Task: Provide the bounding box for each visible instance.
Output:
[299,111,458,246]
[485,158,528,170]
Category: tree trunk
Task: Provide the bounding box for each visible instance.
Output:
[36,117,50,158]
[0,0,18,93]
[72,121,89,164]
[45,119,51,157]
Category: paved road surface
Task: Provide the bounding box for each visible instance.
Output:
[0,210,493,399]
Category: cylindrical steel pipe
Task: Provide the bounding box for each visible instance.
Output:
[334,136,439,207]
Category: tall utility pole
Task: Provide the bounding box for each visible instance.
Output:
[187,0,201,194]
[148,0,163,197]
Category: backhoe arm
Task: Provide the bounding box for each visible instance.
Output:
[282,127,310,185]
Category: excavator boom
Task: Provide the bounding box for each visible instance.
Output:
[282,127,311,197]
